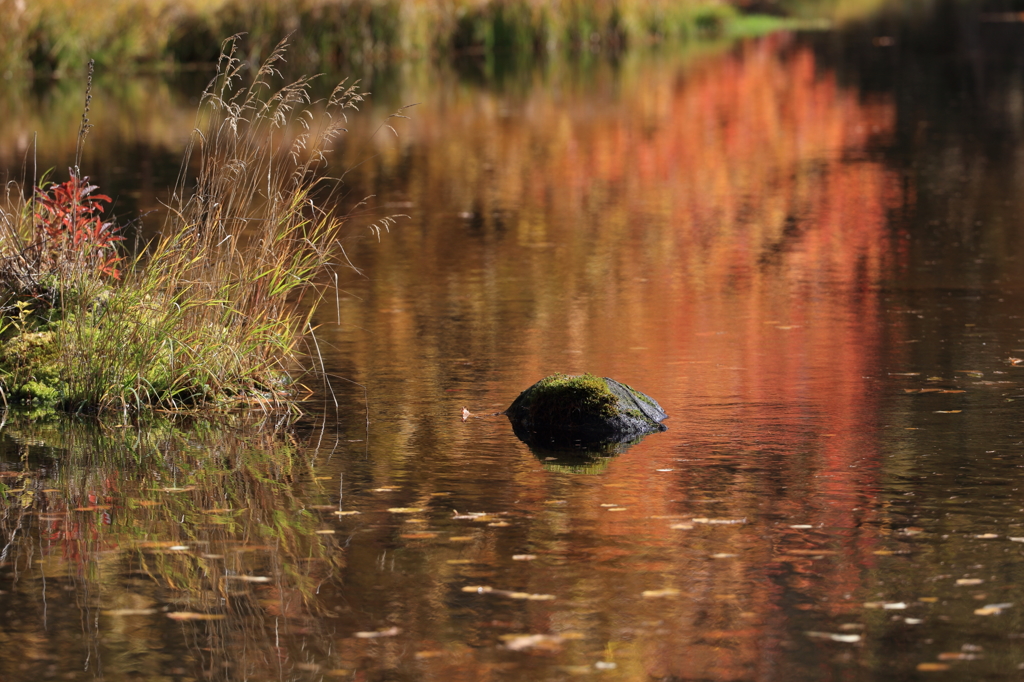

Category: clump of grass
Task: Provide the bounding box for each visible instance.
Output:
[0,36,397,413]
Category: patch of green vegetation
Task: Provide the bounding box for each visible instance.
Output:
[0,39,385,413]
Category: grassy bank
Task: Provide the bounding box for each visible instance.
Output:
[0,0,811,78]
[0,39,390,413]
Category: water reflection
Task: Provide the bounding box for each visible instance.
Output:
[7,4,1024,679]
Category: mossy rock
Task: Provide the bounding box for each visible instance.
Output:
[506,374,667,448]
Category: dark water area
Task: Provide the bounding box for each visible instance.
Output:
[4,2,1024,680]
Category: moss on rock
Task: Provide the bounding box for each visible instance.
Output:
[506,373,667,448]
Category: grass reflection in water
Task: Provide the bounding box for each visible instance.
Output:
[0,413,340,680]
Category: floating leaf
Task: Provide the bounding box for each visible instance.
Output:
[224,575,271,583]
[333,511,361,516]
[790,524,814,529]
[956,578,984,586]
[806,631,862,643]
[448,536,475,542]
[711,553,738,559]
[975,534,999,539]
[916,663,951,671]
[501,634,566,652]
[934,410,962,414]
[315,529,336,535]
[642,589,681,598]
[974,603,1012,615]
[512,554,537,561]
[388,507,424,514]
[354,627,400,639]
[166,612,226,621]
[103,608,157,616]
[670,524,694,530]
[400,532,437,539]
[692,518,747,525]
[446,559,473,565]
[864,601,907,609]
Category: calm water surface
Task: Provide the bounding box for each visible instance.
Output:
[3,3,1024,680]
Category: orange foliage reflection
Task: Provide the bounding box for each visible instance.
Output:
[330,34,902,680]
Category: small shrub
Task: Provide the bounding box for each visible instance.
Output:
[0,36,402,413]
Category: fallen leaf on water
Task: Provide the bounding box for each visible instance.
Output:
[452,510,489,519]
[938,652,981,661]
[333,511,361,516]
[919,597,939,603]
[488,521,511,527]
[446,559,473,565]
[934,410,962,414]
[1010,358,1024,366]
[461,407,471,422]
[354,627,400,639]
[169,545,189,551]
[371,487,400,493]
[103,609,158,616]
[974,603,1012,615]
[512,554,537,561]
[916,663,950,672]
[501,634,566,652]
[607,508,628,512]
[864,602,907,609]
[890,372,921,376]
[905,618,923,624]
[166,612,226,621]
[415,651,445,660]
[790,524,814,529]
[388,507,424,514]
[400,532,438,539]
[1010,537,1024,543]
[314,476,332,481]
[805,631,862,643]
[642,589,681,598]
[448,536,475,542]
[975,534,999,539]
[461,585,554,600]
[670,524,694,530]
[508,592,556,601]
[711,553,738,559]
[957,578,984,586]
[692,517,747,525]
[223,575,271,583]
[315,530,336,535]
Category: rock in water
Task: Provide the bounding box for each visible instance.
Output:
[506,374,668,447]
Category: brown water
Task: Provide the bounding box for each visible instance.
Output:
[5,4,1024,680]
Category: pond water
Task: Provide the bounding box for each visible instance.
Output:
[4,2,1024,680]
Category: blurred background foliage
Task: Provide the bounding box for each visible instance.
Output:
[0,0,895,79]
